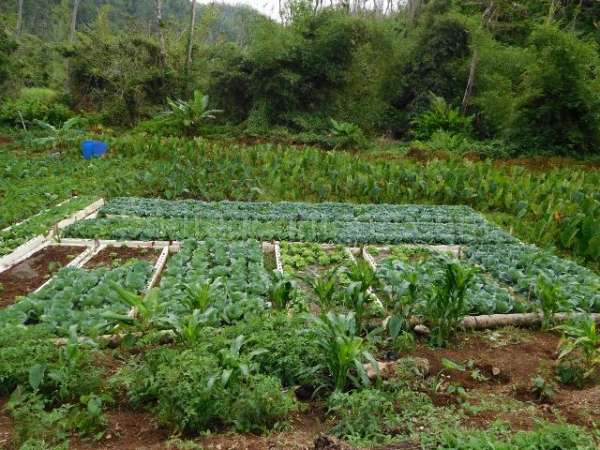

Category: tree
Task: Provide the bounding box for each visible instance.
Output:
[186,0,196,72]
[69,0,80,42]
[154,0,167,68]
[16,0,24,35]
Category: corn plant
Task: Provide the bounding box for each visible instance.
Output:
[179,282,211,313]
[311,312,378,392]
[535,274,566,329]
[555,316,600,378]
[269,272,296,310]
[423,263,474,347]
[386,270,419,340]
[303,269,339,311]
[211,335,267,388]
[104,283,163,331]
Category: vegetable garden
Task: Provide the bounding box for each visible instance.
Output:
[1,196,600,449]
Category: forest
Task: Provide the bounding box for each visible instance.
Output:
[1,1,600,450]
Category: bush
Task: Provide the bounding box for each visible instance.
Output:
[510,25,600,154]
[114,345,296,434]
[328,389,397,445]
[0,88,73,127]
[411,94,473,140]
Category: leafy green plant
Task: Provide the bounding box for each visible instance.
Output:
[328,389,397,445]
[303,269,339,311]
[555,316,600,379]
[411,93,473,141]
[159,91,222,136]
[213,335,266,387]
[32,117,85,150]
[268,272,296,310]
[105,284,163,331]
[311,312,378,392]
[530,375,556,403]
[329,119,367,150]
[535,274,566,329]
[422,263,474,347]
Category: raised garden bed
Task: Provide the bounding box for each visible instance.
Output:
[84,246,161,269]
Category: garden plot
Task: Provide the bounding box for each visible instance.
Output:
[364,245,527,315]
[155,239,272,324]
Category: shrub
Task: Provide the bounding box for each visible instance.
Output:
[0,88,72,127]
[328,389,397,445]
[329,119,367,150]
[411,93,473,140]
[510,25,600,154]
[114,345,296,434]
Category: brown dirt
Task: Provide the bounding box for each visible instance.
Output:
[84,246,160,269]
[494,156,600,172]
[198,409,330,450]
[407,330,600,430]
[0,397,13,450]
[71,408,169,450]
[0,245,84,308]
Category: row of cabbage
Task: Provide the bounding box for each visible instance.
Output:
[374,248,525,316]
[157,239,271,324]
[0,261,153,336]
[100,198,486,224]
[64,217,516,245]
[465,244,600,313]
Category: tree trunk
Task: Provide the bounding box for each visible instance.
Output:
[154,0,167,68]
[461,2,495,114]
[461,50,478,114]
[16,0,24,35]
[186,0,196,72]
[69,0,81,43]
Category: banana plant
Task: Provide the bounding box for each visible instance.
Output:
[160,90,222,135]
[103,283,163,331]
[32,117,85,150]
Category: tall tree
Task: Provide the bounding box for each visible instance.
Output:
[16,0,24,35]
[154,0,167,68]
[186,0,196,72]
[69,0,81,42]
[461,1,496,113]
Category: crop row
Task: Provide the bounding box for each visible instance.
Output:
[0,196,98,257]
[157,239,271,323]
[63,217,517,245]
[0,260,153,336]
[100,197,486,224]
[374,247,526,316]
[465,244,600,312]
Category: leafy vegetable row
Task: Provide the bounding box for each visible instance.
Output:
[0,196,98,257]
[100,197,486,224]
[465,244,600,312]
[63,217,517,245]
[375,247,525,315]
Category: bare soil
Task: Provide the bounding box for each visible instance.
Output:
[409,330,600,430]
[84,246,160,269]
[0,245,84,308]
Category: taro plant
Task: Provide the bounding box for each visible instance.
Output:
[310,312,378,392]
[159,90,222,135]
[555,316,600,379]
[32,117,85,150]
[422,263,474,347]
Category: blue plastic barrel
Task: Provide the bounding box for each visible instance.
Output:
[81,140,108,159]
[81,140,95,160]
